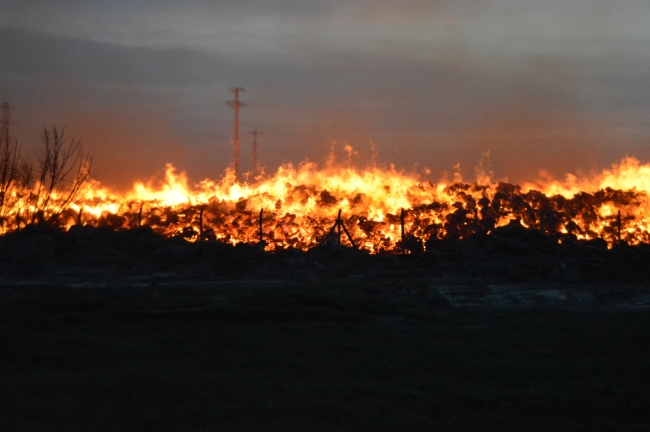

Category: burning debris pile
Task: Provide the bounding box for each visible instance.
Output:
[2,156,650,253]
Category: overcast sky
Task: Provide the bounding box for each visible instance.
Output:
[1,0,649,189]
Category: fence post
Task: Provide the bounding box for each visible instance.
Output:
[337,209,342,245]
[617,210,622,243]
[199,207,204,242]
[138,203,143,227]
[323,209,356,248]
[259,208,264,245]
[400,208,405,254]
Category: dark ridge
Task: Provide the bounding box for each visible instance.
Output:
[1,223,648,284]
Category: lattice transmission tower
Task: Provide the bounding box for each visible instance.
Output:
[226,87,247,182]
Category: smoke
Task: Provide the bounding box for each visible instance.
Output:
[446,55,638,185]
[2,11,649,190]
[8,93,231,191]
[252,132,259,177]
[474,151,494,185]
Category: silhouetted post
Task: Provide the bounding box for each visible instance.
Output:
[340,210,357,248]
[400,208,406,254]
[199,207,204,242]
[259,208,264,245]
[540,210,545,233]
[474,207,479,233]
[617,210,622,243]
[138,203,143,227]
[76,208,83,226]
[15,209,20,231]
[324,209,356,248]
[226,87,247,182]
[337,209,342,245]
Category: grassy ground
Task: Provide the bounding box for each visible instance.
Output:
[1,282,649,431]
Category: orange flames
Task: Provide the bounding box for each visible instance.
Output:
[4,156,650,252]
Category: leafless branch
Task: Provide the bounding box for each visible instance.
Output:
[28,125,93,225]
[0,122,29,225]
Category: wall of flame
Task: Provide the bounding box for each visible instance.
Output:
[4,157,650,252]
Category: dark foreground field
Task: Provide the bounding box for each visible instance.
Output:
[1,280,649,431]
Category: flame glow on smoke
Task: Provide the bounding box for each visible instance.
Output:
[5,156,650,252]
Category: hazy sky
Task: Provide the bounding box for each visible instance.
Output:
[1,0,649,189]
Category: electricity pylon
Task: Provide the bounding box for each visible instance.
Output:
[226,87,247,182]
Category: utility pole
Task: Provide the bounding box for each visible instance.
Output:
[226,87,247,182]
[1,102,10,145]
[251,129,263,178]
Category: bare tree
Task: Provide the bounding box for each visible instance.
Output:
[0,122,29,228]
[28,126,92,225]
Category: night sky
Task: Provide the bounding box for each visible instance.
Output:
[1,1,649,189]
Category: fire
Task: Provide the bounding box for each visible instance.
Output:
[522,157,650,197]
[3,156,650,252]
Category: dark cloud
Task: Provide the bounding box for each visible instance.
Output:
[0,28,229,88]
[1,0,446,23]
[1,2,649,189]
